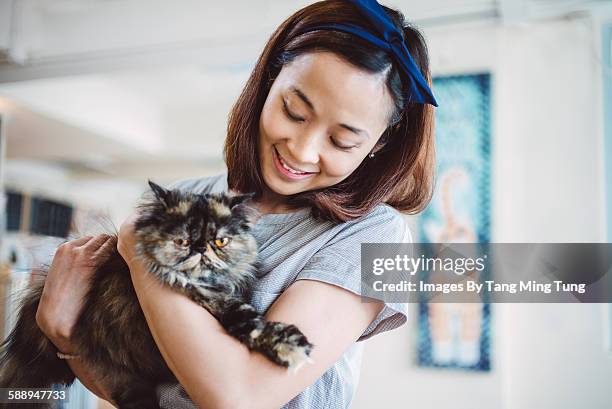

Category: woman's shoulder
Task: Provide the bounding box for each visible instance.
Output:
[322,203,410,246]
[367,203,405,223]
[167,172,228,195]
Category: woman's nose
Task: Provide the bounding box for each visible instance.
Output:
[288,129,321,166]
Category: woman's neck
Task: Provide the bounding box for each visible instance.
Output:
[250,185,293,215]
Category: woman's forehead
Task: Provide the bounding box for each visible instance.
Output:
[275,51,392,134]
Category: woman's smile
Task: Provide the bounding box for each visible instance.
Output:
[272,145,318,180]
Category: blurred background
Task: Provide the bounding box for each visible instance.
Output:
[0,0,611,408]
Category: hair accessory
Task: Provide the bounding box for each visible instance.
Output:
[368,152,375,158]
[303,0,438,107]
[56,351,80,360]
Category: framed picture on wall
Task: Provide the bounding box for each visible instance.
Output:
[416,73,492,371]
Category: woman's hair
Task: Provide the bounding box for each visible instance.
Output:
[224,0,435,223]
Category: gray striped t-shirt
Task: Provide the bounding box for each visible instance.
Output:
[156,173,410,409]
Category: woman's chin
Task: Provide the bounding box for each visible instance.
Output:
[267,179,309,196]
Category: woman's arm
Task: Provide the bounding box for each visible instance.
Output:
[43,333,111,401]
[118,217,384,409]
[64,359,116,406]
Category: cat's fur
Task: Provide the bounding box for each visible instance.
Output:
[0,182,313,409]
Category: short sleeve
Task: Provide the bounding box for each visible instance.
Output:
[294,205,411,342]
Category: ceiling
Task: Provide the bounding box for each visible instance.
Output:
[0,0,608,181]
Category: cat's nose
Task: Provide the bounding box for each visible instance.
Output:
[179,253,202,270]
[203,243,224,265]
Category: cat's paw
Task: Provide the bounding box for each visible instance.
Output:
[271,324,314,373]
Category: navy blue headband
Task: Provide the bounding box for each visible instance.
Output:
[302,0,438,107]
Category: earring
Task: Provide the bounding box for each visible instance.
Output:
[368,152,375,158]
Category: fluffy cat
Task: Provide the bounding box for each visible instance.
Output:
[0,182,313,409]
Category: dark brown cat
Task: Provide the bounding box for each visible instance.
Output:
[0,182,313,409]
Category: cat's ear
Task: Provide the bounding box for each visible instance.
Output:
[228,191,255,209]
[227,191,258,228]
[148,180,171,206]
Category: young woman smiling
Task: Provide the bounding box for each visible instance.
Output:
[35,1,436,408]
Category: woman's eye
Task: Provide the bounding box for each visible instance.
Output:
[214,237,230,248]
[330,137,358,151]
[282,100,305,122]
[174,238,190,247]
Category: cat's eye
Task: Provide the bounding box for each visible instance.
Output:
[174,238,190,247]
[214,237,230,248]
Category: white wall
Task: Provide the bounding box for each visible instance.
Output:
[354,304,503,409]
[353,15,612,409]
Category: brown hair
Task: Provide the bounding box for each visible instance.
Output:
[224,0,435,223]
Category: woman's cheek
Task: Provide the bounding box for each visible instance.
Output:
[261,95,295,139]
[262,115,289,145]
[259,99,278,138]
[321,154,358,179]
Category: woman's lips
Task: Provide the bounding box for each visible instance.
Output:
[272,146,317,180]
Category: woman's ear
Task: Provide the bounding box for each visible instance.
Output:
[371,128,392,155]
[371,144,384,155]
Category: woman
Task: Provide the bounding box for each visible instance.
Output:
[35,0,436,407]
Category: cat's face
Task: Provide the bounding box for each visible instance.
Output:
[134,182,259,282]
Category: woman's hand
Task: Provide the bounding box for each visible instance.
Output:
[35,234,116,352]
[117,212,139,265]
